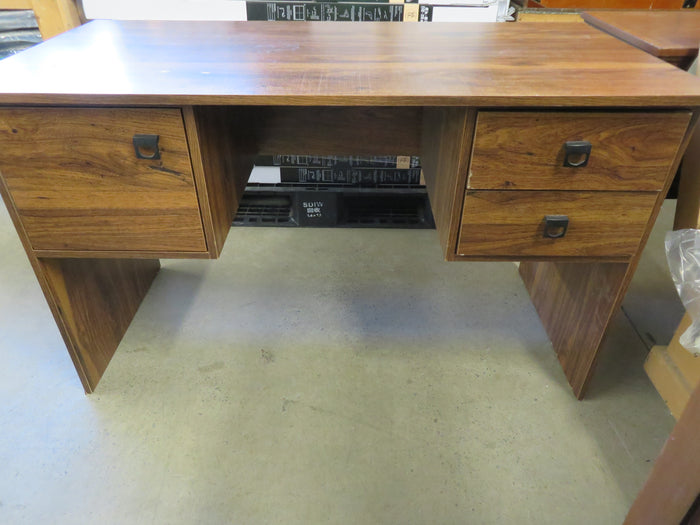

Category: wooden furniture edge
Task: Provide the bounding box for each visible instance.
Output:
[421,107,475,261]
[673,104,700,229]
[0,0,83,39]
[0,0,31,8]
[581,12,687,58]
[33,249,212,260]
[644,344,694,419]
[183,106,256,258]
[29,0,82,40]
[624,378,700,524]
[39,257,160,391]
[518,11,583,22]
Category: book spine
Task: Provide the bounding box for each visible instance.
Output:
[255,155,420,169]
[418,5,432,21]
[246,2,404,21]
[280,167,422,185]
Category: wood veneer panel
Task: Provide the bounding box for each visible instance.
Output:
[624,379,700,524]
[30,0,82,40]
[520,261,629,399]
[673,118,700,229]
[0,0,31,7]
[256,107,421,156]
[582,11,700,63]
[0,107,207,254]
[421,107,475,260]
[39,257,160,391]
[1,20,700,107]
[459,191,656,258]
[183,106,257,257]
[469,111,690,191]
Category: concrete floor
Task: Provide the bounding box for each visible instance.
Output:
[0,201,682,524]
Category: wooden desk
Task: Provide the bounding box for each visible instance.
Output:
[0,21,699,398]
[582,10,700,70]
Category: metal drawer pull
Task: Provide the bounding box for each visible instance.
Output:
[543,215,569,239]
[133,134,160,160]
[563,140,592,168]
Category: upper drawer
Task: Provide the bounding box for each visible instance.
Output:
[468,111,691,191]
[0,107,207,254]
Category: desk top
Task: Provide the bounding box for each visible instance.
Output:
[0,20,699,106]
[582,10,700,60]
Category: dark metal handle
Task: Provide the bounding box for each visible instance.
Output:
[563,141,592,168]
[133,134,160,160]
[543,215,569,239]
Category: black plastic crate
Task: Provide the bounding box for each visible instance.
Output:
[233,184,434,229]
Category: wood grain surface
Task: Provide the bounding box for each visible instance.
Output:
[458,191,656,258]
[469,111,690,191]
[673,116,700,229]
[30,0,82,40]
[582,11,700,67]
[40,257,160,391]
[0,20,699,106]
[519,261,629,399]
[421,107,475,260]
[184,106,256,258]
[256,107,421,156]
[0,107,207,254]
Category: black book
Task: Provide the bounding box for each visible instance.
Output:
[255,155,421,169]
[279,167,422,185]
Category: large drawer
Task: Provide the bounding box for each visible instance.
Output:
[468,111,690,191]
[457,190,657,258]
[0,107,206,254]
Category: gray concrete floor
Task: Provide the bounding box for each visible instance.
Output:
[0,201,682,524]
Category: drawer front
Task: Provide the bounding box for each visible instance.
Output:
[468,112,690,191]
[0,107,206,253]
[457,191,657,258]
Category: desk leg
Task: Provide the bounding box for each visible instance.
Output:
[519,261,629,399]
[0,173,160,393]
[38,257,160,393]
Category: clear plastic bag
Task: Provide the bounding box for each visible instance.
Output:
[665,229,700,356]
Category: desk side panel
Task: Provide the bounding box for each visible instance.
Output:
[39,257,160,391]
[421,107,476,260]
[519,260,629,398]
[183,106,257,258]
[624,378,700,525]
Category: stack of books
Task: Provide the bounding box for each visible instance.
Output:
[239,155,433,229]
[249,155,423,187]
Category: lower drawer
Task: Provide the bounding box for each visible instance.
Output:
[457,191,657,258]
